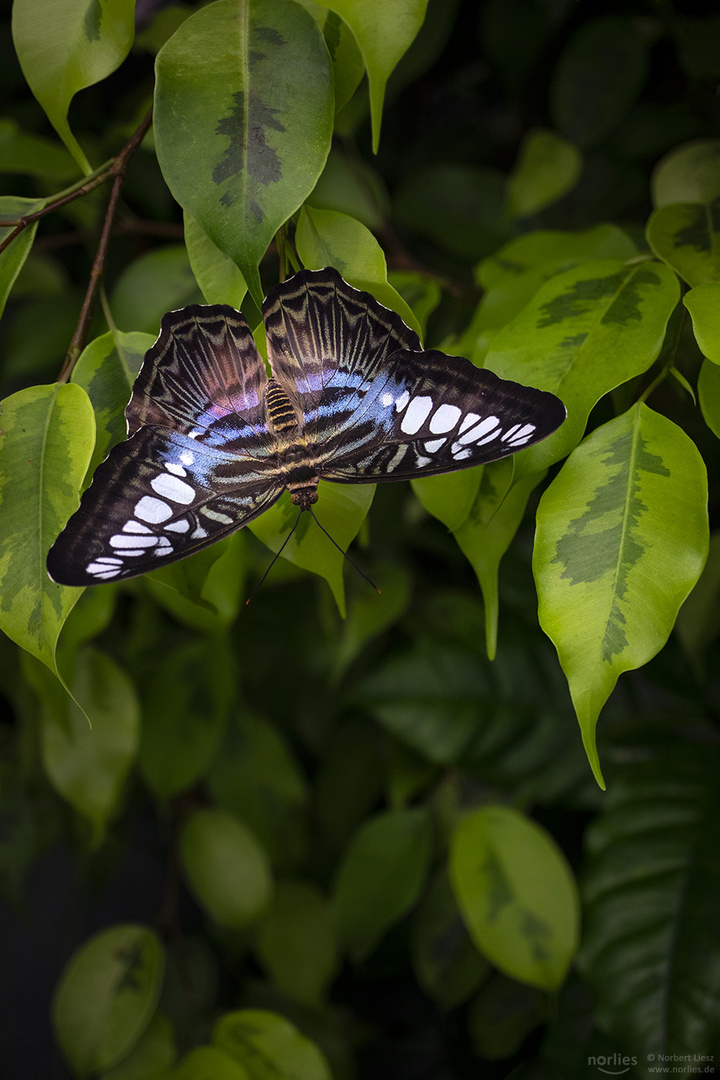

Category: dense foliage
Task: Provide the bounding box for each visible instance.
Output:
[1,0,720,1077]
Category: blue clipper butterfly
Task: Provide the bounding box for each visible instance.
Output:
[47,267,565,586]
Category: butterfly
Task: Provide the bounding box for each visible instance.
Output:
[47,267,566,586]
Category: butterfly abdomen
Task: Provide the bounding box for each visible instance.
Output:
[265,379,299,434]
[264,379,319,509]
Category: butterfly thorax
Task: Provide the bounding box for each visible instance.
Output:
[265,378,319,510]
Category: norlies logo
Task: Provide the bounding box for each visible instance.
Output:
[588,1054,637,1075]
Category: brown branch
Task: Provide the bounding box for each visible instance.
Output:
[56,108,154,382]
[0,166,115,258]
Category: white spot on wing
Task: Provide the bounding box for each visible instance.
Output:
[415,454,432,467]
[506,423,536,445]
[151,473,196,505]
[386,445,408,472]
[400,396,433,435]
[165,462,187,477]
[453,447,472,460]
[180,450,195,466]
[394,390,410,413]
[135,495,172,523]
[110,534,157,549]
[96,557,123,565]
[380,392,394,407]
[123,520,151,534]
[86,563,121,578]
[424,438,445,453]
[202,508,234,525]
[165,519,190,533]
[192,526,208,539]
[459,415,500,444]
[429,403,461,434]
[459,412,481,433]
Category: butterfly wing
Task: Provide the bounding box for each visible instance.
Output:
[47,427,284,585]
[263,268,565,482]
[49,305,285,586]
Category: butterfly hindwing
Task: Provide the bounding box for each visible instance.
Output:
[47,427,284,586]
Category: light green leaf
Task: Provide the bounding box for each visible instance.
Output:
[312,0,429,152]
[683,282,720,362]
[180,809,273,930]
[248,481,375,617]
[0,119,77,182]
[698,357,720,439]
[454,459,545,659]
[651,138,720,208]
[411,468,482,533]
[296,205,421,335]
[449,805,580,991]
[647,202,720,287]
[295,1,365,113]
[534,404,708,786]
[332,806,433,961]
[175,1046,250,1080]
[255,880,338,1006]
[486,259,681,476]
[506,129,582,218]
[33,647,140,845]
[184,211,248,308]
[111,246,201,333]
[213,1010,331,1080]
[100,1012,176,1080]
[11,0,136,173]
[72,331,153,475]
[0,383,95,672]
[138,639,232,800]
[467,225,638,361]
[52,924,164,1078]
[0,195,46,320]
[155,0,333,306]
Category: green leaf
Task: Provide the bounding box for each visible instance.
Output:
[175,1046,250,1080]
[651,138,720,208]
[0,383,95,672]
[332,806,433,961]
[208,715,308,870]
[154,0,333,306]
[184,211,248,309]
[647,202,720,287]
[72,331,153,475]
[11,0,135,173]
[579,748,720,1076]
[52,924,165,1078]
[698,357,720,439]
[0,195,46,321]
[32,648,140,845]
[486,259,681,476]
[255,880,338,1006]
[506,129,582,218]
[307,147,387,232]
[412,869,490,1010]
[683,282,720,362]
[144,533,247,632]
[533,404,708,786]
[295,205,421,335]
[411,467,482,532]
[0,119,77,182]
[550,17,648,147]
[110,246,202,333]
[454,459,546,659]
[213,1010,331,1080]
[356,641,490,765]
[248,481,375,617]
[295,1,365,113]
[180,808,273,930]
[100,1012,176,1080]
[311,0,429,152]
[467,975,546,1061]
[449,805,580,991]
[138,639,232,800]
[329,561,411,682]
[676,531,720,670]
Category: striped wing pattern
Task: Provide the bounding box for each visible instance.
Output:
[48,267,566,586]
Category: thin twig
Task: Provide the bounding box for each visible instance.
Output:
[56,108,154,382]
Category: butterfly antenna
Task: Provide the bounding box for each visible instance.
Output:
[246,508,304,605]
[309,509,380,595]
